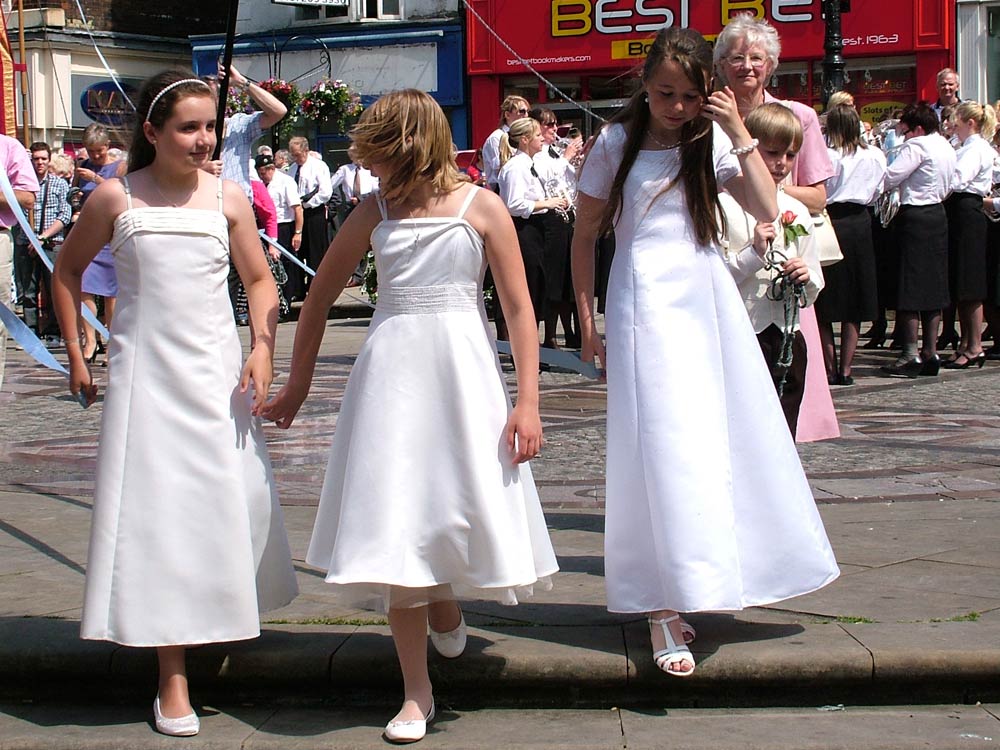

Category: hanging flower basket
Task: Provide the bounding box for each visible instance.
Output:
[298,78,364,134]
[225,86,254,118]
[258,78,303,141]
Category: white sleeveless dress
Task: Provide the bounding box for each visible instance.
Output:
[81,178,298,646]
[305,186,558,611]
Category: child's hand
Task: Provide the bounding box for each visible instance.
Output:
[581,332,607,382]
[782,256,810,285]
[68,356,98,407]
[261,383,307,429]
[753,221,776,256]
[505,403,543,464]
[241,347,273,416]
[703,86,744,138]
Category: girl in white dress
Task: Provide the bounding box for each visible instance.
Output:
[53,71,298,737]
[264,89,557,743]
[571,28,839,678]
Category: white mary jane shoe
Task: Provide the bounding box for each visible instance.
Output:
[429,613,467,659]
[153,695,200,737]
[649,614,696,678]
[384,702,435,744]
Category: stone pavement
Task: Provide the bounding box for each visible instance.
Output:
[1,302,1000,745]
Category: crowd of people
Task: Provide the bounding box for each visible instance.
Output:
[0,15,998,747]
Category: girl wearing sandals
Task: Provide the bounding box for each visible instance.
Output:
[264,89,557,743]
[571,27,839,678]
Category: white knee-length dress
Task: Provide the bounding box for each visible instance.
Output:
[81,178,298,646]
[578,124,840,614]
[306,186,558,611]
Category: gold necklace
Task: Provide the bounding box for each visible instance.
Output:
[646,130,680,150]
[151,181,197,208]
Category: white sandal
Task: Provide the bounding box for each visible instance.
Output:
[679,618,696,645]
[648,614,696,677]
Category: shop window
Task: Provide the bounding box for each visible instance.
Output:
[502,77,541,107]
[363,0,402,19]
[813,57,916,122]
[296,2,350,21]
[587,75,640,101]
[989,7,1000,104]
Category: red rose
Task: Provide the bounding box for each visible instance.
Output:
[781,210,796,226]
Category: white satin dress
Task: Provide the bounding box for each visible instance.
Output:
[305,186,558,611]
[578,124,839,614]
[81,178,298,646]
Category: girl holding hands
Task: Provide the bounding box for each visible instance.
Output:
[264,89,557,743]
[53,71,298,736]
[571,28,838,678]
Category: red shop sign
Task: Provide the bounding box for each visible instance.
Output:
[467,0,945,75]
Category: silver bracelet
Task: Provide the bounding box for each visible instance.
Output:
[730,138,759,156]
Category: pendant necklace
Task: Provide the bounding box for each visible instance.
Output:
[152,181,196,208]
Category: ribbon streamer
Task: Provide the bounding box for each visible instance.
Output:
[0,171,110,339]
[0,303,68,375]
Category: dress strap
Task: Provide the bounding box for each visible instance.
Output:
[457,186,479,219]
[375,192,388,221]
[216,177,224,213]
[121,176,133,211]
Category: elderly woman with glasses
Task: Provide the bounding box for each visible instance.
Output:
[713,15,839,443]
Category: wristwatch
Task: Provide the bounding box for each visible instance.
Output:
[293,229,303,234]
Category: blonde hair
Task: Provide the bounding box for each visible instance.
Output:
[49,153,74,179]
[497,95,529,128]
[744,103,803,151]
[955,101,998,142]
[288,136,310,152]
[349,88,463,205]
[826,91,854,109]
[498,117,538,168]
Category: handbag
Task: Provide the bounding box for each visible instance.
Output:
[811,209,843,267]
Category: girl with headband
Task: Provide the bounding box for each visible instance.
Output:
[52,70,298,737]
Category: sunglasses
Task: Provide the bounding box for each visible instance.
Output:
[542,120,558,126]
[513,107,529,115]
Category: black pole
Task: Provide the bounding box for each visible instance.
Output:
[821,0,846,109]
[213,0,240,160]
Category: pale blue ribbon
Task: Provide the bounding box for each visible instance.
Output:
[0,169,110,339]
[258,231,600,379]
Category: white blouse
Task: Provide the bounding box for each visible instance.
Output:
[884,133,957,206]
[951,134,998,196]
[499,150,547,219]
[825,145,887,206]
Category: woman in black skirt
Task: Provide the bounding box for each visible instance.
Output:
[942,101,998,368]
[816,105,887,385]
[498,117,571,331]
[880,104,958,378]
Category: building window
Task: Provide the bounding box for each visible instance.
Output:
[295,2,351,22]
[364,0,402,19]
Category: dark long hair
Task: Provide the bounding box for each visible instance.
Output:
[594,27,721,246]
[128,70,215,173]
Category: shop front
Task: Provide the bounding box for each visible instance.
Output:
[466,0,953,147]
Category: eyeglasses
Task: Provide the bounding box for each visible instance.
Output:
[898,126,911,136]
[726,54,768,69]
[542,120,558,127]
[515,108,529,115]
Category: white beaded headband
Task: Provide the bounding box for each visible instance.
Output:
[145,78,212,122]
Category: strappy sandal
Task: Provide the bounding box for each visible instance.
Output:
[679,618,696,645]
[649,614,696,677]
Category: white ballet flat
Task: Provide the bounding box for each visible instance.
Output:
[384,702,435,744]
[429,613,467,658]
[153,695,200,737]
[649,615,696,678]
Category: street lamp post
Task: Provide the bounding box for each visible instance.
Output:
[821,0,847,108]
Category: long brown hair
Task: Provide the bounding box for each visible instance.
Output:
[824,104,864,156]
[594,27,722,246]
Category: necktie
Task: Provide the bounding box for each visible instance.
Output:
[295,164,303,190]
[529,165,549,197]
[352,166,362,199]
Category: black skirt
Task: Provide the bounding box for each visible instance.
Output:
[814,202,878,323]
[541,210,574,305]
[513,213,548,321]
[871,210,897,311]
[945,192,988,303]
[988,216,1000,305]
[891,203,950,312]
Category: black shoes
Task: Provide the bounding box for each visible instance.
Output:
[880,357,923,378]
[942,351,987,369]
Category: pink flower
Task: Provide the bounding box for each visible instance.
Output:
[781,210,796,226]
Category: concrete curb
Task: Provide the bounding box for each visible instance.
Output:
[3,618,998,708]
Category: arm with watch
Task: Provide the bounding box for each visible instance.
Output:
[291,204,304,251]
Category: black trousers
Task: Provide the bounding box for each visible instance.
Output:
[757,325,808,439]
[277,221,306,302]
[301,205,330,288]
[14,240,56,334]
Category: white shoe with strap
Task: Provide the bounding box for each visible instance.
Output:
[648,614,696,677]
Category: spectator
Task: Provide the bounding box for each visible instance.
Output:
[273,149,291,171]
[933,68,962,121]
[288,136,332,288]
[0,134,38,390]
[482,95,530,191]
[257,153,304,302]
[14,142,71,344]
